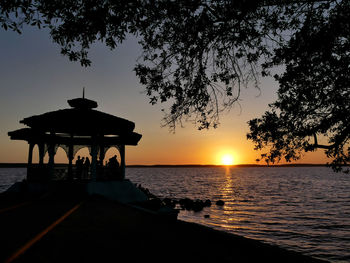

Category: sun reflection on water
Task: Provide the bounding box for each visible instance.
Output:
[217,167,237,230]
[221,167,234,196]
[224,165,231,176]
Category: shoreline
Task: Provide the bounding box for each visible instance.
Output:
[0,190,328,262]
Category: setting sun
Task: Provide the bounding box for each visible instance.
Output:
[221,154,234,165]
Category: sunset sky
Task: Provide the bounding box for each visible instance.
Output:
[0,26,329,165]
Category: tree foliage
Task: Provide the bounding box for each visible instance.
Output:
[247,0,349,172]
[0,0,312,128]
[1,0,349,170]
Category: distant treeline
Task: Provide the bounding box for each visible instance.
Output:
[0,163,27,168]
[0,163,335,168]
[0,163,67,168]
[126,164,330,168]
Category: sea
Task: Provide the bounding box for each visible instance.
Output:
[1,166,349,262]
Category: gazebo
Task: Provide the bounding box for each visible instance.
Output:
[8,95,142,182]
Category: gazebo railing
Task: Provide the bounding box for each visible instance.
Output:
[27,164,122,181]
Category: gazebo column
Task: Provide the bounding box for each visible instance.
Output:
[38,143,45,166]
[99,144,105,164]
[27,142,34,166]
[27,142,34,179]
[48,144,56,180]
[98,144,105,179]
[90,141,98,181]
[67,141,74,181]
[120,144,126,180]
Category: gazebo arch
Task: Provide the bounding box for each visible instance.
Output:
[104,146,122,163]
[56,146,69,162]
[30,144,40,164]
[73,146,91,161]
[8,95,142,182]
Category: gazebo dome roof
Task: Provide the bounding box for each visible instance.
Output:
[67,97,98,109]
[20,97,136,136]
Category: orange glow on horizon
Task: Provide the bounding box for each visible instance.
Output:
[7,135,330,166]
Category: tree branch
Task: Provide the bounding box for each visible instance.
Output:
[311,133,333,149]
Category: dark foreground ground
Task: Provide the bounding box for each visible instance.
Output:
[0,183,328,263]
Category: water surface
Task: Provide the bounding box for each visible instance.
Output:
[127,166,350,262]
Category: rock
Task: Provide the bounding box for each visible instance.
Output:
[216,200,225,206]
[163,198,176,208]
[204,199,212,207]
[192,200,204,212]
[179,198,194,210]
[171,197,213,212]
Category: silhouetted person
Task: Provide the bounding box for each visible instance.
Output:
[108,155,119,168]
[108,155,120,179]
[115,158,120,171]
[75,155,83,180]
[83,157,90,179]
[81,156,85,177]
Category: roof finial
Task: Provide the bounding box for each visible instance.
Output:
[67,87,97,109]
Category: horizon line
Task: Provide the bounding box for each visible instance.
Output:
[0,162,333,168]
